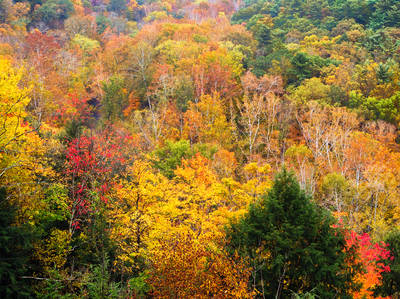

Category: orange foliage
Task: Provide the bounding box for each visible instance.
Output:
[148,232,252,298]
[346,231,391,299]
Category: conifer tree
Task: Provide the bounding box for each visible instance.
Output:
[226,169,358,298]
[0,188,34,298]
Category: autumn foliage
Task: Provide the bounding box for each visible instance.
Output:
[1,0,400,297]
[346,231,392,298]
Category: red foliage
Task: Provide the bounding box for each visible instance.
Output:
[345,231,391,298]
[65,130,130,230]
[193,62,238,99]
[24,30,60,58]
[24,30,60,76]
[55,93,93,125]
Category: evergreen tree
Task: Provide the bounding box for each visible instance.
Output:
[226,169,358,298]
[0,188,34,298]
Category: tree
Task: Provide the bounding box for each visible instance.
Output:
[193,47,243,99]
[108,160,162,276]
[246,15,273,51]
[184,93,233,149]
[285,144,314,193]
[226,169,358,298]
[0,58,32,179]
[64,15,97,38]
[238,94,265,161]
[320,172,353,214]
[101,75,128,121]
[345,230,391,298]
[107,0,127,14]
[0,58,46,220]
[64,131,128,234]
[287,52,336,85]
[152,139,193,179]
[241,71,283,159]
[0,188,34,298]
[374,229,400,297]
[96,15,110,35]
[0,0,12,24]
[372,0,400,28]
[33,0,74,27]
[148,232,251,298]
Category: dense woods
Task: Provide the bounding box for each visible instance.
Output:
[1,0,400,297]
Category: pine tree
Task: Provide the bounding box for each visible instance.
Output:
[226,169,358,298]
[0,188,34,298]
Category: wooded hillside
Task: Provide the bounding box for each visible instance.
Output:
[1,0,400,297]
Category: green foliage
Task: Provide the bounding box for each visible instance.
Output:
[0,188,34,298]
[349,91,400,124]
[192,34,208,43]
[231,3,267,25]
[193,143,218,160]
[128,271,150,298]
[245,14,274,51]
[330,0,374,25]
[36,184,70,234]
[374,229,400,297]
[143,11,168,23]
[226,169,357,297]
[152,139,194,178]
[287,52,339,85]
[151,140,219,178]
[290,77,332,104]
[34,0,74,24]
[290,79,347,106]
[320,172,354,212]
[74,192,117,267]
[83,256,122,299]
[96,15,110,35]
[371,0,400,29]
[63,118,83,142]
[71,34,100,53]
[376,62,393,84]
[253,24,272,49]
[39,270,73,299]
[233,0,399,35]
[249,47,290,77]
[173,76,194,112]
[107,0,126,14]
[101,75,128,121]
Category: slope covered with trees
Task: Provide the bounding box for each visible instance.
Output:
[1,0,400,297]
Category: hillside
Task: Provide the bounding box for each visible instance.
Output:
[1,0,400,297]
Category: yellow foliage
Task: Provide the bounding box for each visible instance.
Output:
[148,232,252,298]
[188,93,233,148]
[34,229,72,273]
[108,160,165,274]
[0,58,48,221]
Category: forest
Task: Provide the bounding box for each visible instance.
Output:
[1,0,400,297]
